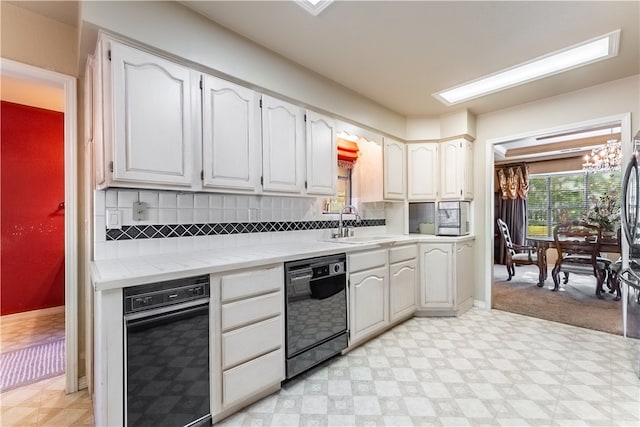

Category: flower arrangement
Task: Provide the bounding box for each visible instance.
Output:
[584,190,620,232]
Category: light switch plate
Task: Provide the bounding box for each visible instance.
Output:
[132,201,146,221]
[106,209,122,229]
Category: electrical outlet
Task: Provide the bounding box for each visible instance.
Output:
[106,209,122,229]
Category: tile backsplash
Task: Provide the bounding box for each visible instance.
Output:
[94,189,387,260]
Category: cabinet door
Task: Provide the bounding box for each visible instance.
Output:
[390,259,417,322]
[110,42,195,186]
[383,137,406,200]
[261,95,305,193]
[419,243,453,309]
[349,266,389,344]
[455,240,475,311]
[462,139,474,200]
[407,143,438,200]
[440,139,460,199]
[306,110,337,195]
[358,137,384,202]
[202,75,259,192]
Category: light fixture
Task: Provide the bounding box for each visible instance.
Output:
[582,129,622,173]
[295,0,334,16]
[434,30,620,105]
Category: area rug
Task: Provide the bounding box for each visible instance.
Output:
[492,264,640,338]
[0,338,65,392]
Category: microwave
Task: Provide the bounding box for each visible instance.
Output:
[437,201,470,236]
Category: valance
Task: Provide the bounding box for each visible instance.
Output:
[497,164,529,200]
[337,138,359,169]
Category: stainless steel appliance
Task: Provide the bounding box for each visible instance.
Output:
[124,276,211,427]
[437,201,470,235]
[284,253,347,379]
[619,131,640,378]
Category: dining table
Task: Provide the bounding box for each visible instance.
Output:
[526,234,621,287]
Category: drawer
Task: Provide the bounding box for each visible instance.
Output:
[348,249,387,273]
[221,265,283,302]
[389,244,417,264]
[221,292,281,331]
[222,316,282,369]
[222,348,283,408]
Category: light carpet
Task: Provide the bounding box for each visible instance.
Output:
[0,338,65,392]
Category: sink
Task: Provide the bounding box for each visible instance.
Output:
[326,235,395,245]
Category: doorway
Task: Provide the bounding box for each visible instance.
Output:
[0,59,78,393]
[486,113,633,334]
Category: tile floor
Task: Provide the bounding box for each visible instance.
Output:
[2,308,639,427]
[0,311,94,427]
[219,309,640,427]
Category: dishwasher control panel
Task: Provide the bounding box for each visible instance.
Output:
[124,275,210,314]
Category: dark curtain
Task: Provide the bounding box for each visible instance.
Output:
[494,164,529,264]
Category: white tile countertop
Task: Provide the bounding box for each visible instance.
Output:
[90,233,475,291]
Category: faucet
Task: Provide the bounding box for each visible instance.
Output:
[336,205,360,238]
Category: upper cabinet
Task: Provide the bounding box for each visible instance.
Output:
[305,110,337,196]
[260,95,305,194]
[407,143,439,201]
[440,138,473,200]
[202,74,260,192]
[383,137,407,200]
[109,41,197,187]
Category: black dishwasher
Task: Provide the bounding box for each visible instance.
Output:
[123,275,211,427]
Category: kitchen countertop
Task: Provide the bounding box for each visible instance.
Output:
[91,233,475,291]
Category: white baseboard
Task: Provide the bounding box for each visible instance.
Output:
[473,299,489,310]
[0,305,64,324]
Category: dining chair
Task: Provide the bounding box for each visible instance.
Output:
[551,220,610,298]
[496,218,540,282]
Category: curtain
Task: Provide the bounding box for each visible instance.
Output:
[495,164,529,264]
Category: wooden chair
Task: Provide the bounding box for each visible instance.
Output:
[496,218,541,283]
[551,221,610,298]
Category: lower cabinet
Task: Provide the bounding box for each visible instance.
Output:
[348,245,417,348]
[211,265,285,420]
[417,238,475,316]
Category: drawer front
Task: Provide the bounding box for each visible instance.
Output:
[348,249,387,273]
[221,265,283,302]
[222,316,282,369]
[223,349,283,408]
[221,292,282,331]
[389,244,417,264]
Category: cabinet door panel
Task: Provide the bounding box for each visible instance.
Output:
[420,243,453,308]
[390,259,417,321]
[349,266,389,344]
[222,349,283,408]
[408,143,438,200]
[306,110,336,195]
[455,240,475,307]
[202,75,259,191]
[261,95,304,193]
[111,42,194,185]
[440,140,460,199]
[383,138,406,200]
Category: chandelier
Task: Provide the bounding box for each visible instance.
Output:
[582,132,621,173]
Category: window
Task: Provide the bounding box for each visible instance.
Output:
[324,166,352,213]
[527,171,620,237]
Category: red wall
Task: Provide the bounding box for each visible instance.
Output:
[1,101,65,315]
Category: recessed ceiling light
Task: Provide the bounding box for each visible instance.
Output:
[434,30,620,106]
[295,0,334,16]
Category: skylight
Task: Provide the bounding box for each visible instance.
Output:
[434,30,621,105]
[295,0,334,16]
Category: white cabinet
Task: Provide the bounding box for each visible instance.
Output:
[440,138,473,200]
[212,265,285,416]
[407,143,439,200]
[260,95,305,194]
[383,137,407,200]
[417,238,475,316]
[305,110,337,195]
[389,245,417,322]
[357,137,383,203]
[348,250,389,345]
[107,39,197,187]
[202,74,260,192]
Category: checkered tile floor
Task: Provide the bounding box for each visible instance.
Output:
[218,308,640,427]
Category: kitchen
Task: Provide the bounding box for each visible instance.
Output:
[1,1,639,426]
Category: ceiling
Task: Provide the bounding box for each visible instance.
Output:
[6,1,638,161]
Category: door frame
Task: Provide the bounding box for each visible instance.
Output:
[484,112,632,309]
[1,58,79,393]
